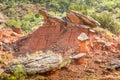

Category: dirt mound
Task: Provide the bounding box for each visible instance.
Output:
[14,10,100,55]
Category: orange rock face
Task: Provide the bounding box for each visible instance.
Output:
[14,10,100,55]
[15,25,92,54]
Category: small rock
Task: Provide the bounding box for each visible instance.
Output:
[85,69,95,73]
[114,72,119,76]
[104,42,116,51]
[69,53,86,59]
[102,51,108,56]
[11,32,17,36]
[77,32,89,41]
[102,70,110,75]
[99,65,106,68]
[0,69,4,75]
[95,59,102,63]
[108,60,120,70]
[2,38,10,44]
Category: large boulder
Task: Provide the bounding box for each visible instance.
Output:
[13,10,100,55]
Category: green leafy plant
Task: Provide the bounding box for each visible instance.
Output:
[91,11,120,34]
[9,65,27,80]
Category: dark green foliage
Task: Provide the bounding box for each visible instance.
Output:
[11,65,27,80]
[7,13,43,34]
[0,65,27,80]
[91,11,120,34]
[0,0,120,34]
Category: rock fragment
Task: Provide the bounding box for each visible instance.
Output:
[108,60,120,70]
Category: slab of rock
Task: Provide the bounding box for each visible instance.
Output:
[95,59,102,63]
[66,10,100,27]
[5,52,86,73]
[85,69,95,73]
[108,60,120,70]
[5,53,63,73]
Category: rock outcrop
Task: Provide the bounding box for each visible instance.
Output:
[14,10,100,55]
[5,52,85,74]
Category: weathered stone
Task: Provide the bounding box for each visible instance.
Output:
[85,69,95,73]
[93,39,106,51]
[99,65,106,68]
[77,32,90,55]
[5,52,85,73]
[66,10,100,27]
[14,10,100,54]
[108,60,120,70]
[104,42,116,51]
[77,32,89,41]
[2,38,10,44]
[0,42,12,51]
[95,59,102,63]
[5,53,63,73]
[69,53,86,59]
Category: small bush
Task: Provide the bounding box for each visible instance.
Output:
[90,11,120,34]
[7,20,22,28]
[0,65,27,80]
[12,65,27,80]
[6,13,43,34]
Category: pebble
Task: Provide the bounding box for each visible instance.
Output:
[114,72,119,76]
[99,65,106,68]
[95,59,102,63]
[85,69,95,73]
[102,70,110,75]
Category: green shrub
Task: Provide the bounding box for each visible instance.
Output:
[6,13,43,34]
[90,11,120,34]
[35,75,49,80]
[8,65,27,80]
[0,73,9,80]
[7,20,22,28]
[69,4,87,15]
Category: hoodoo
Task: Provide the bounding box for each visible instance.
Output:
[14,10,100,55]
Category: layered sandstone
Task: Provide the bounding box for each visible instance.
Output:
[14,10,100,55]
